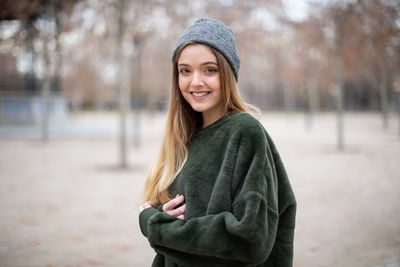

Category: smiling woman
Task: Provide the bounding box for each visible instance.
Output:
[177,44,223,127]
[139,18,296,267]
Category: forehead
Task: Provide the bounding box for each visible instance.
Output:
[178,44,217,63]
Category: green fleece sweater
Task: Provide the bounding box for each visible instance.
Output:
[139,111,296,267]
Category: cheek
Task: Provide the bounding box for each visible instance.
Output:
[211,76,222,93]
[178,78,190,103]
[178,76,188,92]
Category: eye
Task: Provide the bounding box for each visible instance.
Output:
[205,68,218,73]
[179,68,190,75]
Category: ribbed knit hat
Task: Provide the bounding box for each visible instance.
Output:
[172,18,240,82]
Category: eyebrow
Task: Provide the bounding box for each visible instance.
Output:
[177,61,218,67]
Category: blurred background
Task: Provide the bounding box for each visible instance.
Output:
[0,0,399,266]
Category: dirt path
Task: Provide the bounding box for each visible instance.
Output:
[0,112,399,267]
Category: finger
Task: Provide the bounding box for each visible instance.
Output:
[140,201,153,209]
[177,214,184,220]
[176,203,186,214]
[139,203,151,213]
[163,195,184,211]
[139,204,145,212]
[166,204,186,217]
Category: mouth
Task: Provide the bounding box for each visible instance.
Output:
[190,91,210,99]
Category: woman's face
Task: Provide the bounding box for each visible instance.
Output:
[177,44,223,127]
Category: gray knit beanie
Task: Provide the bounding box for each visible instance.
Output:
[172,18,240,82]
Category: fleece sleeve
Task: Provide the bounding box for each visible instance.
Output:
[139,128,280,266]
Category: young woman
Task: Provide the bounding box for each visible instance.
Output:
[139,18,296,267]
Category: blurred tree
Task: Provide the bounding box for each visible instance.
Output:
[357,0,400,129]
[2,0,399,118]
[115,0,129,168]
[330,1,355,150]
[0,0,79,94]
[298,0,400,148]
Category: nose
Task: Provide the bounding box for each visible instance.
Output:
[191,71,204,88]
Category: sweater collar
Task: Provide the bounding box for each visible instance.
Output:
[192,111,241,140]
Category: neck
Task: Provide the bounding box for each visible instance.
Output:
[202,107,225,128]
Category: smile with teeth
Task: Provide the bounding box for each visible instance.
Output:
[191,91,210,97]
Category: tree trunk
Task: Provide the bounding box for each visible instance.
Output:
[133,35,142,148]
[41,1,56,142]
[398,90,400,138]
[116,0,129,168]
[24,19,37,93]
[304,83,313,130]
[380,62,389,130]
[53,9,62,92]
[336,53,344,151]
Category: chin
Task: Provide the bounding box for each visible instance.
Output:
[190,105,208,113]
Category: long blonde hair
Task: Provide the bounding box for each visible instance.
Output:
[144,42,255,204]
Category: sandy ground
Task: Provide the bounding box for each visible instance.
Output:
[0,111,399,267]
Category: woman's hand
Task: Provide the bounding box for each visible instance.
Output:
[139,201,154,213]
[162,194,186,220]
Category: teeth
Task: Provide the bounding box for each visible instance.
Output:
[192,92,209,97]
